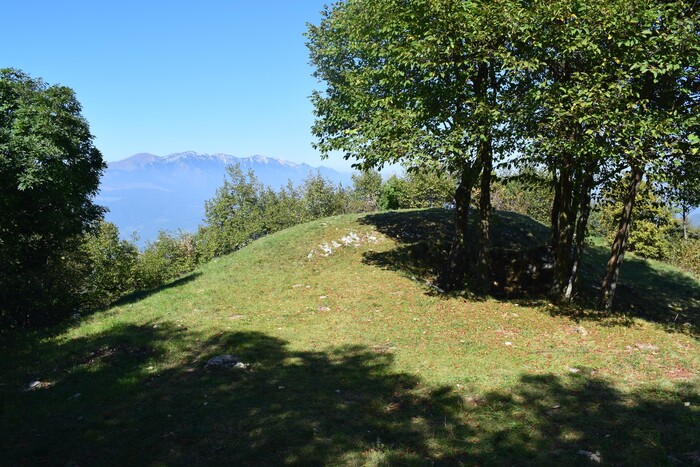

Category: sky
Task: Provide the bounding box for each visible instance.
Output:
[2,0,357,172]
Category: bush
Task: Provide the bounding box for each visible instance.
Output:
[598,178,677,260]
[136,231,198,290]
[302,171,351,218]
[491,171,553,225]
[669,238,700,277]
[351,169,383,212]
[378,175,407,210]
[81,222,139,310]
[379,170,455,210]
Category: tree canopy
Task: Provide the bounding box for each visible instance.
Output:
[0,69,105,326]
[307,0,700,308]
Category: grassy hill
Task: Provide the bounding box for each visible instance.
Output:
[2,210,699,465]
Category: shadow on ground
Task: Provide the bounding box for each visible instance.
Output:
[1,324,697,465]
[360,209,700,335]
[360,209,454,282]
[114,272,202,307]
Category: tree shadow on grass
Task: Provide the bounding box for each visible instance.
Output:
[1,324,698,465]
[114,272,202,307]
[559,245,700,336]
[360,209,700,336]
[360,209,454,284]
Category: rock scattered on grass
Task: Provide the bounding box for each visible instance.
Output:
[204,355,251,370]
[577,450,602,463]
[307,231,382,258]
[24,380,49,391]
[317,306,331,312]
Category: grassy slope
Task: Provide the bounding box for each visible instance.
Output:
[1,209,698,465]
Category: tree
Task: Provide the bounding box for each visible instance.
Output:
[81,222,139,310]
[351,169,383,212]
[509,0,699,307]
[0,69,105,327]
[307,0,512,291]
[301,171,350,218]
[598,177,677,260]
[666,155,700,241]
[197,164,265,260]
[593,0,700,309]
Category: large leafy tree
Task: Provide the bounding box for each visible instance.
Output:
[510,0,699,306]
[308,0,699,309]
[307,0,512,291]
[0,69,105,327]
[592,0,699,309]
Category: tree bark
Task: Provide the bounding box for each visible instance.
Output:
[551,163,575,300]
[550,169,561,251]
[599,165,644,310]
[477,136,493,292]
[564,164,594,301]
[474,60,494,293]
[438,166,478,291]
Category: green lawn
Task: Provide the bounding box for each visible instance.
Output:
[1,210,698,465]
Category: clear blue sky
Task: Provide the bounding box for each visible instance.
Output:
[2,0,356,171]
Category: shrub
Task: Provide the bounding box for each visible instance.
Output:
[81,222,139,310]
[491,171,553,225]
[669,238,700,277]
[136,231,198,290]
[598,178,677,260]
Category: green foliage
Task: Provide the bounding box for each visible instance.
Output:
[378,170,455,210]
[197,165,353,261]
[306,0,510,172]
[80,222,139,310]
[598,177,678,260]
[136,231,198,290]
[378,175,407,210]
[401,170,455,209]
[302,171,350,218]
[350,169,382,212]
[669,238,700,277]
[491,172,553,226]
[259,183,308,233]
[0,69,105,327]
[197,165,266,261]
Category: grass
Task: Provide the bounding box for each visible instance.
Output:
[1,209,699,465]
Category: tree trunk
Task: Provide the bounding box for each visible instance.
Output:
[438,166,477,291]
[564,165,594,301]
[551,164,575,300]
[474,62,493,293]
[476,135,493,293]
[682,203,689,241]
[550,169,561,251]
[599,165,644,310]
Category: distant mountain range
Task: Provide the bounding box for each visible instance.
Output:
[96,152,352,246]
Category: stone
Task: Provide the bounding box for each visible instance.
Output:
[25,380,42,391]
[204,354,250,369]
[577,450,602,463]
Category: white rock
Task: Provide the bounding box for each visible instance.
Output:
[577,450,602,463]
